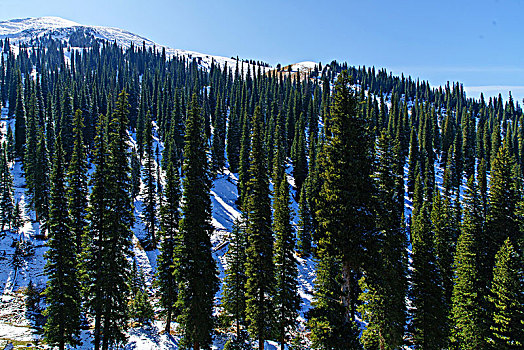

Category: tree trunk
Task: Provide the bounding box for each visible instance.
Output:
[102,314,110,350]
[259,337,264,350]
[165,308,171,334]
[94,312,101,350]
[341,258,356,321]
[194,341,200,350]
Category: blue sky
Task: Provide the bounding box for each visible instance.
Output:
[1,0,523,101]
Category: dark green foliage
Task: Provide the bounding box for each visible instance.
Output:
[296,185,312,257]
[409,202,446,350]
[430,190,455,342]
[66,110,88,253]
[273,175,300,350]
[244,106,274,350]
[488,238,524,349]
[292,116,308,195]
[0,145,14,231]
[128,266,154,326]
[227,110,241,173]
[25,279,42,320]
[43,136,81,350]
[155,152,181,334]
[358,131,407,350]
[81,91,134,350]
[222,219,248,344]
[212,96,226,173]
[237,112,251,208]
[14,79,25,158]
[450,176,489,349]
[6,124,15,162]
[176,93,218,350]
[12,199,23,233]
[31,129,49,224]
[485,142,519,281]
[307,248,361,350]
[141,111,157,249]
[315,70,373,320]
[130,147,141,199]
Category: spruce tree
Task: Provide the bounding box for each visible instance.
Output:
[14,79,25,158]
[223,219,248,346]
[409,201,446,350]
[81,91,134,350]
[212,96,226,173]
[244,106,274,350]
[273,172,300,350]
[130,147,141,199]
[237,112,251,207]
[155,150,181,334]
[81,114,110,350]
[32,128,50,224]
[43,135,81,350]
[101,90,135,349]
[450,176,489,349]
[485,142,519,282]
[315,70,373,320]
[176,93,218,350]
[66,110,88,253]
[488,238,524,349]
[128,266,154,326]
[296,185,312,257]
[358,131,407,350]
[430,190,455,343]
[141,111,157,249]
[307,246,361,350]
[6,124,14,162]
[0,145,14,231]
[227,110,241,173]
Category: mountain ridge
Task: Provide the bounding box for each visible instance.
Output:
[0,16,275,72]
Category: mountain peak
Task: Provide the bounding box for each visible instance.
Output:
[0,16,80,36]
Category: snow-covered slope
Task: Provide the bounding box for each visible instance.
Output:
[0,16,270,72]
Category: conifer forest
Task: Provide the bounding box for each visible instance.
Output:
[0,22,522,350]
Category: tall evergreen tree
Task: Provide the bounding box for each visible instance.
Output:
[155,151,181,334]
[176,93,218,350]
[141,111,157,249]
[67,110,88,253]
[223,219,248,347]
[358,131,407,350]
[212,95,226,173]
[0,145,14,231]
[81,113,110,350]
[227,110,241,173]
[273,172,300,350]
[81,91,134,350]
[296,185,312,257]
[43,135,81,350]
[315,70,373,320]
[485,142,519,282]
[32,129,49,224]
[244,106,275,350]
[409,201,446,350]
[100,90,135,349]
[488,238,524,349]
[450,176,489,349]
[14,79,25,158]
[307,246,361,350]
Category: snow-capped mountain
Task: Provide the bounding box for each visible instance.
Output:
[0,16,269,71]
